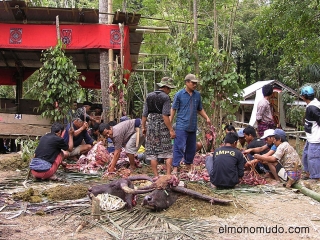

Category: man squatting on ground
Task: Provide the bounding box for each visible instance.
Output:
[171,74,211,174]
[300,86,320,179]
[205,132,245,188]
[62,114,97,157]
[99,119,145,173]
[256,84,275,138]
[141,77,176,176]
[29,122,74,180]
[252,129,302,188]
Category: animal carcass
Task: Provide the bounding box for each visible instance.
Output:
[88,175,153,210]
[141,175,232,211]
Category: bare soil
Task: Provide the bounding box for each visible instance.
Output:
[1,153,320,240]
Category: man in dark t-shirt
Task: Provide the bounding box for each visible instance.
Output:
[205,132,245,188]
[243,125,269,173]
[30,122,74,180]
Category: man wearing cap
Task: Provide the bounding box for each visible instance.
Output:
[300,86,320,179]
[142,77,176,176]
[236,128,247,151]
[171,73,211,174]
[256,84,276,137]
[243,129,277,156]
[99,119,145,173]
[253,129,301,188]
[74,101,100,123]
[62,114,96,158]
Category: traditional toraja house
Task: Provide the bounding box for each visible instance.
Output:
[234,80,305,130]
[0,0,144,139]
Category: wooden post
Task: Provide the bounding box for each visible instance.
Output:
[108,0,114,121]
[99,0,110,123]
[56,15,60,42]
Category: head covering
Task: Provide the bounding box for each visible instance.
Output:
[237,128,245,138]
[120,116,130,122]
[83,101,92,106]
[79,114,90,122]
[184,73,199,83]
[156,77,176,89]
[260,129,275,139]
[300,86,314,96]
[274,129,286,138]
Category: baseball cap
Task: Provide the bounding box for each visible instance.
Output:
[274,129,286,138]
[184,74,200,83]
[300,86,314,96]
[237,128,245,137]
[260,129,275,139]
[120,116,130,122]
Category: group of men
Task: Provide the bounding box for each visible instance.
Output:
[28,76,320,187]
[29,73,211,180]
[206,84,320,189]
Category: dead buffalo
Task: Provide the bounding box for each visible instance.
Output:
[141,175,232,211]
[88,175,154,210]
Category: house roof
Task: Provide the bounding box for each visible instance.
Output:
[242,80,300,100]
[0,0,143,78]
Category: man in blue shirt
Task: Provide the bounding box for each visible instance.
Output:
[171,73,211,174]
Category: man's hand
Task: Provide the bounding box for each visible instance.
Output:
[243,149,251,155]
[169,129,176,139]
[68,127,74,135]
[142,128,146,136]
[82,122,89,130]
[206,117,211,125]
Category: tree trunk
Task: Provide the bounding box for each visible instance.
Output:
[99,0,110,123]
[193,0,199,75]
[213,0,219,50]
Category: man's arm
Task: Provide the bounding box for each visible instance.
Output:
[141,116,147,136]
[108,148,121,172]
[198,109,211,125]
[243,144,268,154]
[163,115,175,139]
[254,153,277,163]
[67,128,74,151]
[170,108,176,123]
[74,122,89,137]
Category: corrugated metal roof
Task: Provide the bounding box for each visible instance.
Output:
[242,80,300,100]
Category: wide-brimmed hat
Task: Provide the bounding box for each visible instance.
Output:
[260,129,275,139]
[156,77,176,89]
[184,73,200,83]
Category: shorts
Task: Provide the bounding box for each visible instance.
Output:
[125,129,145,154]
[275,162,288,181]
[146,152,173,161]
[69,145,82,157]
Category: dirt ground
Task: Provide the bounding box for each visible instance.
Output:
[1,153,320,240]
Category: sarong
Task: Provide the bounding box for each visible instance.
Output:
[145,113,171,156]
[257,121,275,138]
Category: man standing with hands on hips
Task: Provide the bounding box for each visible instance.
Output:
[171,73,211,174]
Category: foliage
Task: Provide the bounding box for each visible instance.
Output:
[256,0,320,69]
[0,86,15,98]
[282,91,304,129]
[200,48,245,145]
[31,41,84,122]
[15,137,39,162]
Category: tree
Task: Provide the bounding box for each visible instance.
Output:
[31,41,84,122]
